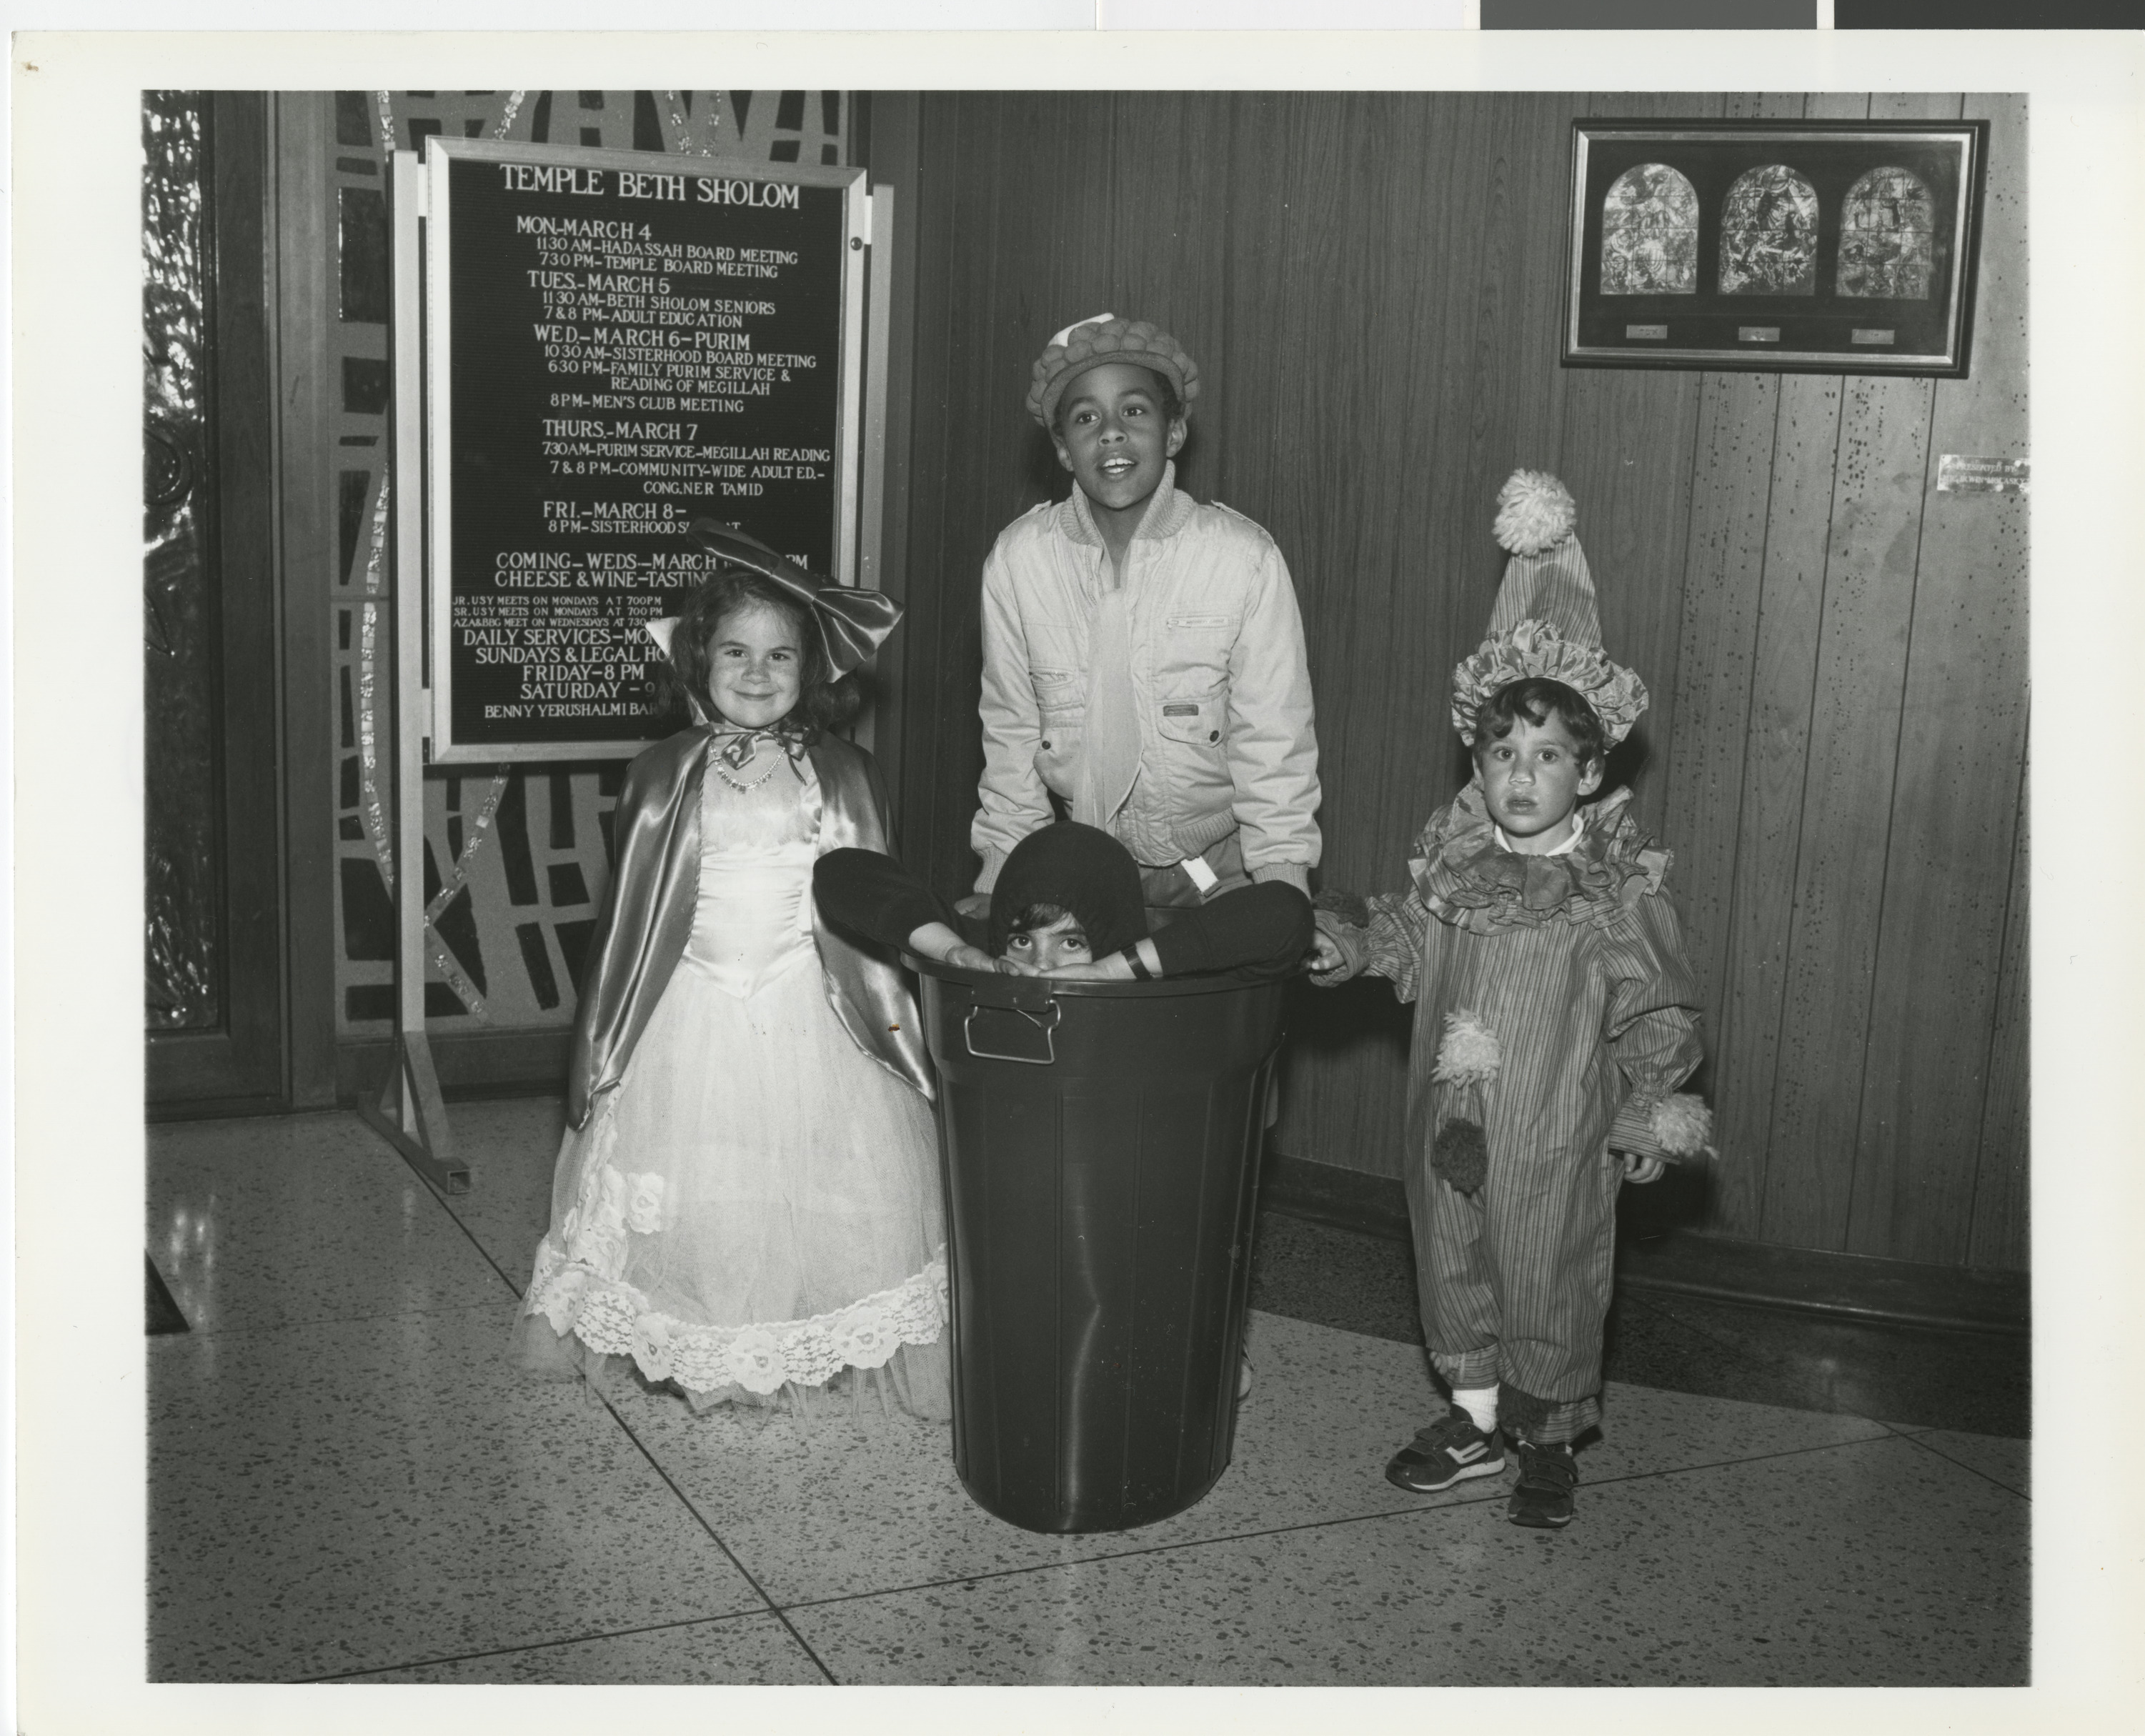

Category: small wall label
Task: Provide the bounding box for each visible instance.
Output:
[1851,329,1896,346]
[1737,326,1780,343]
[1624,324,1668,340]
[1937,455,2029,496]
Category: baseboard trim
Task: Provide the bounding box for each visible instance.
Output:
[1616,1231,2029,1337]
[1260,1150,2029,1338]
[335,1028,572,1108]
[1260,1149,1413,1242]
[147,1089,296,1124]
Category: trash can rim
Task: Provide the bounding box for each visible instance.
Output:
[902,954,1301,1000]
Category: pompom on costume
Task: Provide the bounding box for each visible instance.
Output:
[1322,469,1709,1449]
[1428,1012,1501,1194]
[512,537,952,1422]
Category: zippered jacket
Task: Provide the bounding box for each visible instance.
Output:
[971,464,1322,894]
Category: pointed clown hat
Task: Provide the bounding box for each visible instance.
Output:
[1450,469,1648,747]
[643,521,902,679]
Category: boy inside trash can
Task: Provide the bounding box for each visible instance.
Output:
[815,819,1313,1410]
[815,819,1312,984]
[1310,471,1713,1532]
[960,314,1325,927]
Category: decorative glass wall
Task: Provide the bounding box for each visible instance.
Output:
[144,91,222,1032]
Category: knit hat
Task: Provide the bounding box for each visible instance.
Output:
[987,822,1149,962]
[1027,313,1201,428]
[1449,469,1649,748]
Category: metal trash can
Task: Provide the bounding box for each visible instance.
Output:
[911,962,1289,1534]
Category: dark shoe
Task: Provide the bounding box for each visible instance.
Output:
[1385,1413,1506,1493]
[1507,1440,1577,1528]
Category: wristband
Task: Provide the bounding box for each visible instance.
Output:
[1127,949,1153,981]
[1180,853,1220,894]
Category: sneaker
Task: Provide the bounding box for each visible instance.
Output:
[1507,1440,1578,1528]
[1385,1413,1505,1493]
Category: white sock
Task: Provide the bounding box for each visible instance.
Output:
[1452,1385,1499,1434]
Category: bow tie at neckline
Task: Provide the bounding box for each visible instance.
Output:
[712,721,807,771]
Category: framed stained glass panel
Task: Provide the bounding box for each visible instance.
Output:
[1601,164,1699,295]
[1838,166,1937,299]
[1718,165,1821,295]
[1563,119,1988,376]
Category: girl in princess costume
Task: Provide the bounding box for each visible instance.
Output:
[1313,472,1711,1528]
[512,522,950,1421]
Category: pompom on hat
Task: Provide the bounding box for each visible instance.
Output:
[1027,313,1201,428]
[1450,469,1649,749]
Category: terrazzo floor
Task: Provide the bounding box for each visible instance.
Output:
[147,1097,2030,1686]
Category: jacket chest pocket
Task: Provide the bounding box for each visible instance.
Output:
[1155,612,1238,696]
[1156,684,1227,747]
[1032,667,1085,774]
[1032,667,1083,723]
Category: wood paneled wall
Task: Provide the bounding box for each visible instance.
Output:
[887,91,2028,1272]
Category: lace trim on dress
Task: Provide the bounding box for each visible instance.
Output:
[525,1235,949,1397]
[1409,783,1671,937]
[522,1097,948,1397]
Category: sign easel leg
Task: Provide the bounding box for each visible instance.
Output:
[357,537,470,1194]
[362,144,469,1198]
[360,1028,467,1194]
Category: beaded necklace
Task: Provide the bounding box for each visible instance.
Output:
[710,721,807,790]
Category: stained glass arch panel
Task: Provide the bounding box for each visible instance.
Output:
[1718,164,1820,296]
[1837,166,1936,299]
[1599,163,1698,296]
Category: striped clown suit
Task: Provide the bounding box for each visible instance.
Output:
[1356,781,1704,1445]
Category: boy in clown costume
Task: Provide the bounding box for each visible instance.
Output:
[1313,471,1711,1530]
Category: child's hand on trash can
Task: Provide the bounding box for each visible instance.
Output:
[1616,1151,1666,1185]
[908,922,1017,976]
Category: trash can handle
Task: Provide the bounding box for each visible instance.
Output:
[963,999,1061,1066]
[964,973,1060,1014]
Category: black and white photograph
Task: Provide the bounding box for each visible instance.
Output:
[11,21,2144,1730]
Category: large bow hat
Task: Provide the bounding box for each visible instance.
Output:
[648,519,902,677]
[1449,470,1648,748]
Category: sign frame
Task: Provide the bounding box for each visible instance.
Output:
[421,136,872,763]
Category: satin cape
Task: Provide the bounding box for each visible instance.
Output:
[565,726,933,1130]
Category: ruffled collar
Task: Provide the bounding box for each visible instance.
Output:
[1410,783,1671,934]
